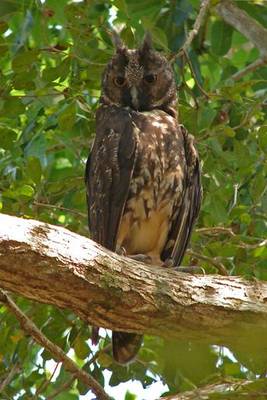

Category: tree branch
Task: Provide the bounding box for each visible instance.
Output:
[33,201,87,218]
[160,379,267,400]
[0,362,21,393]
[216,0,267,80]
[0,213,267,357]
[0,289,110,400]
[231,58,267,81]
[186,250,228,276]
[216,1,267,57]
[171,0,212,61]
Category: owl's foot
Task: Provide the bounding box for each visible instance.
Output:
[116,247,152,264]
[116,246,127,256]
[177,266,205,274]
[128,254,152,264]
[162,258,204,274]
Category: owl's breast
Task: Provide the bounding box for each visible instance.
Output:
[117,110,186,265]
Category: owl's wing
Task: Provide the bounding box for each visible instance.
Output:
[85,105,137,251]
[162,125,202,266]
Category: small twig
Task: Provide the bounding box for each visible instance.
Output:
[46,377,76,400]
[46,343,112,399]
[238,239,267,250]
[187,250,229,276]
[33,362,60,399]
[170,0,212,62]
[170,0,212,99]
[231,58,267,81]
[36,324,85,399]
[252,212,267,222]
[178,60,199,109]
[0,92,65,100]
[39,46,106,66]
[182,50,210,98]
[0,290,111,400]
[33,201,87,218]
[196,227,235,237]
[87,344,112,366]
[0,362,21,393]
[228,183,239,213]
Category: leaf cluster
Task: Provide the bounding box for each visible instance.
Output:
[0,0,266,399]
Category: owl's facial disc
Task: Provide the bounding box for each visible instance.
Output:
[101,36,177,115]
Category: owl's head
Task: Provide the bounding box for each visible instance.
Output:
[101,33,177,117]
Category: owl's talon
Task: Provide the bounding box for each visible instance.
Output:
[175,266,205,275]
[162,258,204,274]
[128,254,152,264]
[162,258,174,268]
[116,246,127,256]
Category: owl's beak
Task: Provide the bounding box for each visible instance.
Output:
[130,86,139,110]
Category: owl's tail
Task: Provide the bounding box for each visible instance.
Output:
[112,332,143,364]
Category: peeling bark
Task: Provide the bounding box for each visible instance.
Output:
[0,213,267,357]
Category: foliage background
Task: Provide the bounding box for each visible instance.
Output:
[0,0,266,398]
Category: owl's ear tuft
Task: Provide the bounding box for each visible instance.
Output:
[112,31,126,53]
[139,32,153,54]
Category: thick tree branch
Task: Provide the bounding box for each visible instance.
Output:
[0,289,110,400]
[0,213,267,357]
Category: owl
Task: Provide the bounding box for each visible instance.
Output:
[85,33,201,364]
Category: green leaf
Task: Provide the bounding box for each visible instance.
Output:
[17,184,35,198]
[258,126,267,152]
[13,69,36,90]
[97,352,113,368]
[0,1,20,16]
[0,0,267,396]
[0,21,8,33]
[0,37,8,56]
[56,394,79,400]
[1,98,25,118]
[12,50,39,72]
[197,105,217,130]
[151,27,168,49]
[125,391,137,400]
[113,0,128,15]
[58,102,77,130]
[211,20,233,56]
[0,127,17,150]
[26,156,42,184]
[74,337,90,360]
[224,126,236,137]
[41,349,53,361]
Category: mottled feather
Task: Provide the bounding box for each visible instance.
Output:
[85,34,202,364]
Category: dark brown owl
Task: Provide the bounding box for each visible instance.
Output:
[85,33,201,364]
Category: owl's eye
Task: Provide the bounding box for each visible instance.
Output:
[114,76,126,87]
[144,74,157,84]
